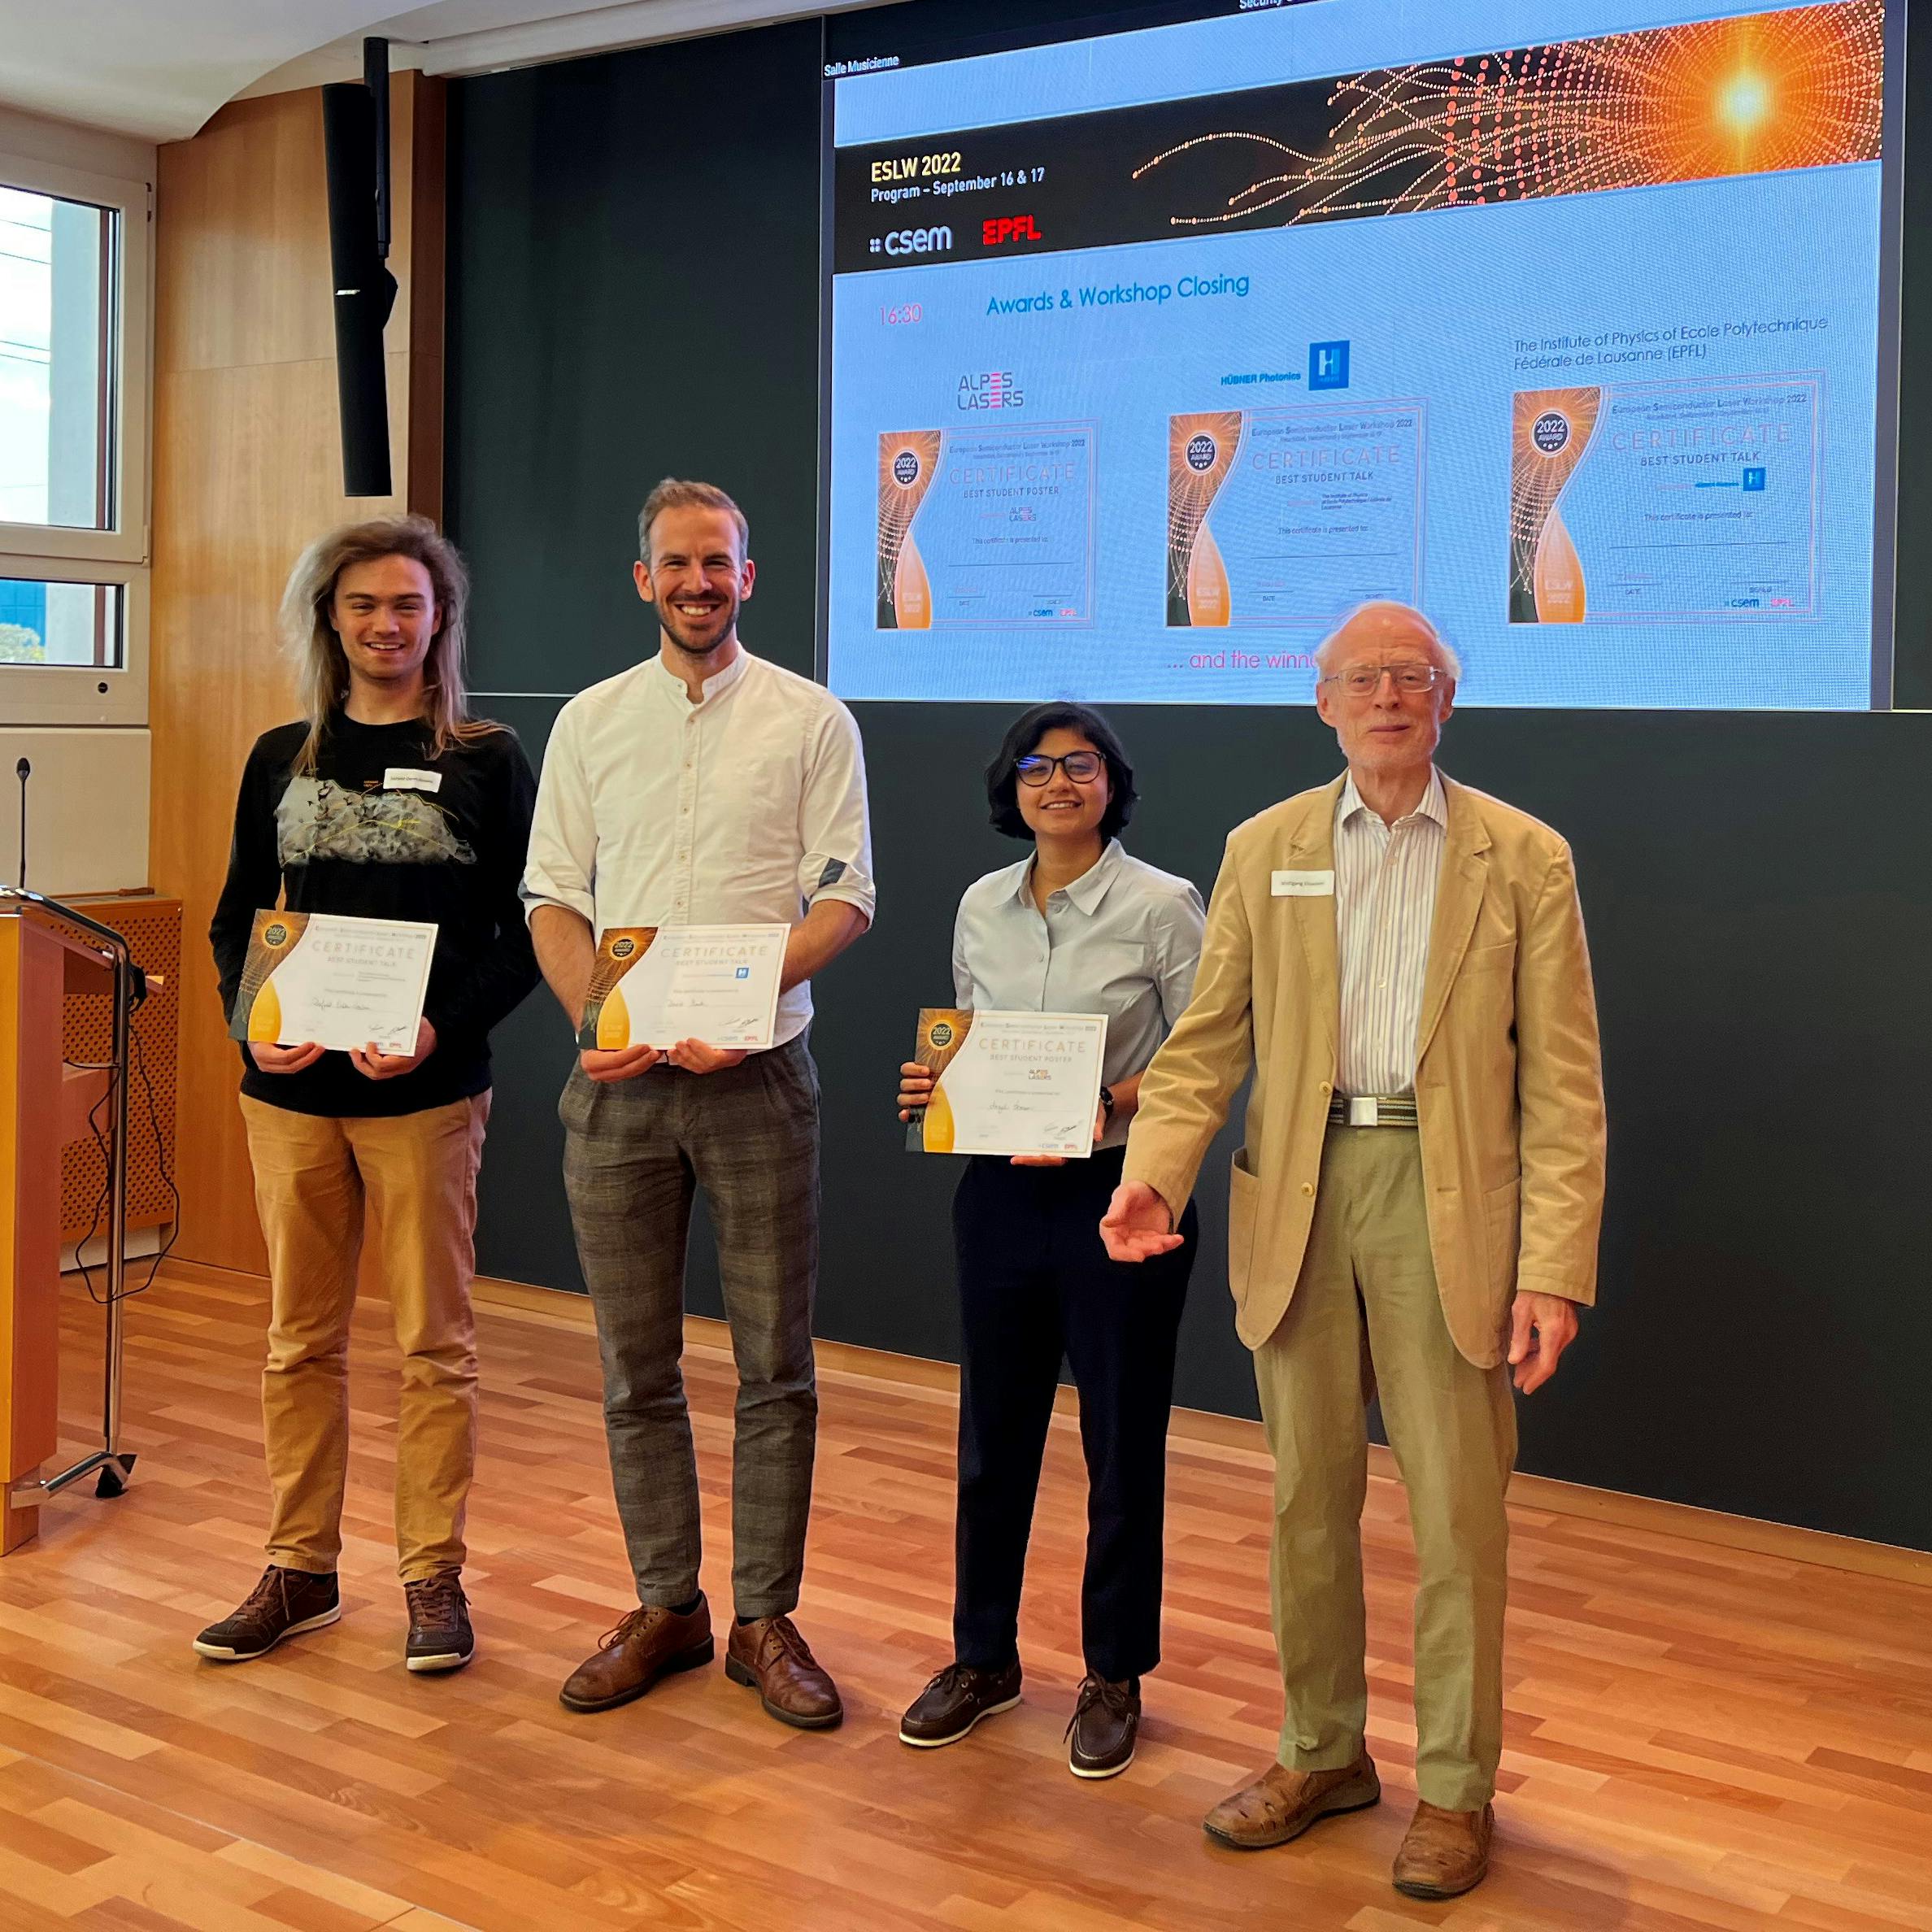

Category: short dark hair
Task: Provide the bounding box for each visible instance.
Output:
[637,478,749,562]
[984,703,1138,842]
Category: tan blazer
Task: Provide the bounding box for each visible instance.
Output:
[1124,772,1605,1368]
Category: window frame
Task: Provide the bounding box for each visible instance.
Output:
[0,150,151,728]
[0,150,150,564]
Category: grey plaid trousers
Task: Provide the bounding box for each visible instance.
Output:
[559,1038,820,1619]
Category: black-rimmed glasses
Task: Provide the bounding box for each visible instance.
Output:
[1016,751,1104,785]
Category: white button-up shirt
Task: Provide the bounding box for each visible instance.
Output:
[952,840,1205,1150]
[521,648,876,1047]
[1334,767,1447,1098]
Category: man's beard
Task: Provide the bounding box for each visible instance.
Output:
[658,593,739,659]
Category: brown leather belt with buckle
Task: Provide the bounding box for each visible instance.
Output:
[1327,1095,1419,1128]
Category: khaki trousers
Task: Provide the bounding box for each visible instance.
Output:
[1253,1124,1516,1812]
[240,1091,489,1583]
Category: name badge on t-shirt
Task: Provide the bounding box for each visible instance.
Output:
[1272,869,1334,897]
[384,768,442,794]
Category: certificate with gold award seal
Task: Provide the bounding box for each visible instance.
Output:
[577,925,789,1051]
[907,1008,1107,1158]
[228,910,437,1055]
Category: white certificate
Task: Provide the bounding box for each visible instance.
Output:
[581,925,789,1051]
[230,910,437,1055]
[916,1010,1107,1159]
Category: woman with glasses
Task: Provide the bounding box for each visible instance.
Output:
[895,703,1205,1780]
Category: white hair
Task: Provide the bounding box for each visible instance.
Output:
[1314,601,1462,683]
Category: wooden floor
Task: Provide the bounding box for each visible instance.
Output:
[1,1262,1929,1931]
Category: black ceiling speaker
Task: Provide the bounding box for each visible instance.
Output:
[321,39,398,497]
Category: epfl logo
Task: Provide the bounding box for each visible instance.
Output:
[891,450,921,487]
[1186,433,1218,472]
[1531,411,1571,455]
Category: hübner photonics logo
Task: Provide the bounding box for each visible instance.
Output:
[958,371,1024,411]
[1186,433,1218,471]
[870,224,953,258]
[1532,410,1572,455]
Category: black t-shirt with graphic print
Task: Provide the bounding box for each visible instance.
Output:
[210,711,540,1117]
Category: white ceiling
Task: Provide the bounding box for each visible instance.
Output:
[0,0,890,144]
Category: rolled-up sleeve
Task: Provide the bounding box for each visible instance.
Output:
[797,698,877,925]
[520,702,598,929]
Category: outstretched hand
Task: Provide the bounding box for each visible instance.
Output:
[1099,1180,1185,1263]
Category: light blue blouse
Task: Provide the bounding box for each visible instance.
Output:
[951,839,1206,1150]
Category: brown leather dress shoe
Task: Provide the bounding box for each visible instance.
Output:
[724,1614,843,1730]
[1202,1754,1381,1849]
[558,1596,714,1713]
[1393,1799,1493,1899]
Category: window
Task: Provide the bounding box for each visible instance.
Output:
[0,150,148,726]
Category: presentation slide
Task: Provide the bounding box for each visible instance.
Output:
[822,0,1897,709]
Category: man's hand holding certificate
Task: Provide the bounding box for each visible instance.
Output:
[228,910,437,1056]
[903,1009,1107,1160]
[578,925,790,1060]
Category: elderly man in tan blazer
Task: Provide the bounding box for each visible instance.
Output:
[1101,600,1604,1899]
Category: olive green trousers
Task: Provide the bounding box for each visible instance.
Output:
[1251,1123,1516,1811]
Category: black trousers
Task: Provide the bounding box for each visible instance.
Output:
[951,1145,1196,1682]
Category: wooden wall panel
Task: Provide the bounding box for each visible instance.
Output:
[149,76,444,1272]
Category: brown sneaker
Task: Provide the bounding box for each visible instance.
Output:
[899,1660,1023,1747]
[724,1614,843,1730]
[1202,1753,1381,1849]
[192,1566,340,1662]
[1393,1799,1493,1899]
[1066,1674,1140,1780]
[558,1595,714,1713]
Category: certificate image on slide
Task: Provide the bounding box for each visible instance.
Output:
[1509,374,1821,624]
[228,910,437,1056]
[877,423,1096,629]
[1167,402,1425,628]
[906,1008,1107,1159]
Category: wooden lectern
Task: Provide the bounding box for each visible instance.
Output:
[0,888,137,1553]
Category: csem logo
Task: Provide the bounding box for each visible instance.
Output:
[869,224,953,258]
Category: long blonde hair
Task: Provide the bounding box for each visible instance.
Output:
[278,514,498,775]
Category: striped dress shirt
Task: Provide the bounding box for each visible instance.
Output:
[1334,767,1447,1098]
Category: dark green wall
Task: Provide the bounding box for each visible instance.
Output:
[447,16,1932,1551]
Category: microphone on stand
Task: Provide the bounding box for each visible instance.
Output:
[13,757,27,889]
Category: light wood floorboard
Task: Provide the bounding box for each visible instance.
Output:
[0,1260,1927,1930]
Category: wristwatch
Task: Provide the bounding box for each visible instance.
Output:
[1099,1085,1116,1122]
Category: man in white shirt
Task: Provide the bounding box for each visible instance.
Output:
[522,478,874,1729]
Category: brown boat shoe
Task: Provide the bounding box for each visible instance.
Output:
[724,1613,843,1730]
[1393,1799,1494,1899]
[558,1595,715,1713]
[1202,1753,1381,1849]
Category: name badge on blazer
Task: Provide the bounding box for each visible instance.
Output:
[1272,869,1334,897]
[384,768,442,794]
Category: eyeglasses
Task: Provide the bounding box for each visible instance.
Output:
[1016,751,1104,786]
[1321,662,1447,697]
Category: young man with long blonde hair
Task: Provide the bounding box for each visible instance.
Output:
[199,515,538,1673]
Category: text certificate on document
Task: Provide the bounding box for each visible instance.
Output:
[228,910,437,1055]
[577,925,790,1051]
[908,1009,1107,1159]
